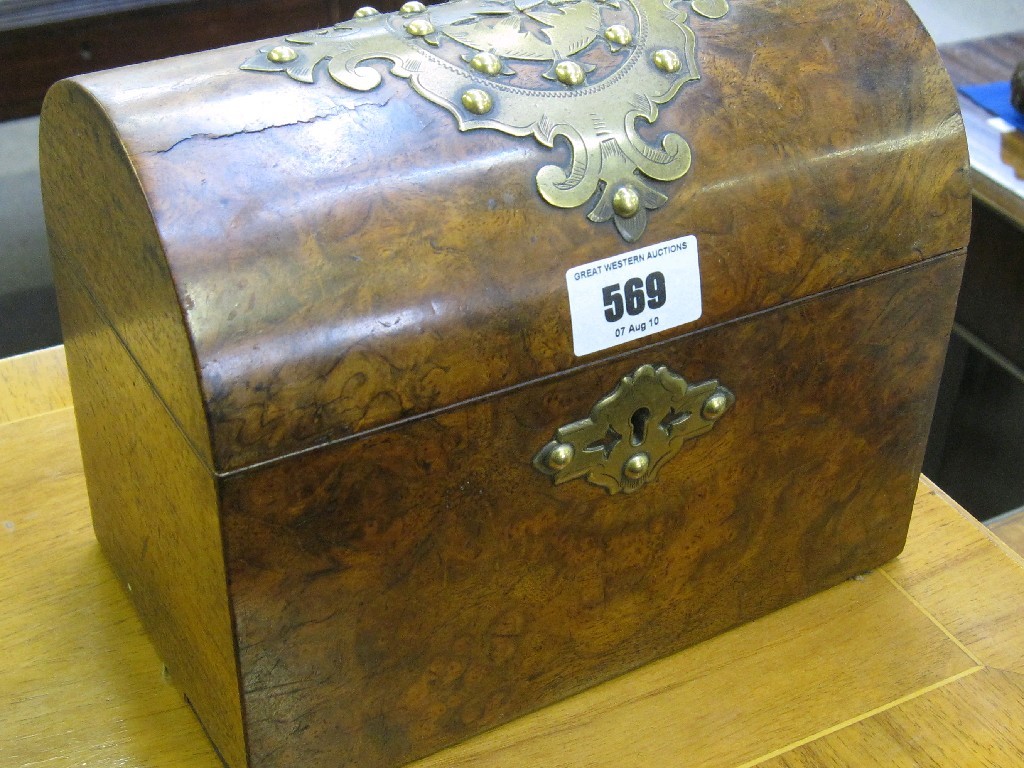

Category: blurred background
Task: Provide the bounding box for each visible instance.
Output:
[1,0,1023,522]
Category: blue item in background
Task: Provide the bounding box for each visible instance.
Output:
[959,81,1024,131]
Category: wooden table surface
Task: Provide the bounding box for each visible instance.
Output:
[940,33,1024,229]
[3,344,1024,767]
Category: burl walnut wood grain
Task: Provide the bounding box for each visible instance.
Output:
[220,252,964,768]
[43,0,970,473]
[39,1,971,766]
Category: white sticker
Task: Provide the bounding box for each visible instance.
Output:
[566,235,701,357]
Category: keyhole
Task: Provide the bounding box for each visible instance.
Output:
[630,407,651,446]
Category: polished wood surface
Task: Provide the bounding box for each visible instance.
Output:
[5,346,1024,767]
[940,33,1024,229]
[223,253,964,767]
[38,2,972,764]
[41,0,971,472]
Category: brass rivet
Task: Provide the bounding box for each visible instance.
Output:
[267,45,298,64]
[702,392,729,420]
[470,51,502,76]
[353,6,379,17]
[547,443,575,471]
[612,185,641,218]
[405,18,435,36]
[604,25,633,46]
[623,452,650,480]
[653,49,682,74]
[461,88,493,115]
[400,0,426,12]
[554,60,585,87]
[691,0,730,19]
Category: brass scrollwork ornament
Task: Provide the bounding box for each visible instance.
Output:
[242,0,730,242]
[533,364,734,494]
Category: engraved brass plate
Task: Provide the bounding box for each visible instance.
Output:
[533,363,733,493]
[241,0,730,242]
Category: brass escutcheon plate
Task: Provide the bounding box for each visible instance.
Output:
[533,363,733,493]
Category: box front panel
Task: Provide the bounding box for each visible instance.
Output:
[221,252,963,768]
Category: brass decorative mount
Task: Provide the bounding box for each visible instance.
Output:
[241,0,730,242]
[533,363,733,494]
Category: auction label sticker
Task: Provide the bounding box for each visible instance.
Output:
[566,235,701,357]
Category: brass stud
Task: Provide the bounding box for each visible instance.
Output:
[353,6,379,17]
[461,88,493,115]
[612,185,641,218]
[554,60,585,87]
[405,18,435,36]
[702,392,729,420]
[623,452,651,480]
[267,45,298,64]
[547,443,575,471]
[400,0,426,12]
[470,51,502,76]
[653,49,682,74]
[691,0,730,20]
[604,25,633,46]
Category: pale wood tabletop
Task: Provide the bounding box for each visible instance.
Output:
[4,345,1024,767]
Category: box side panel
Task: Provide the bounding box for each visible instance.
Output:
[40,78,212,466]
[221,251,964,768]
[52,253,247,768]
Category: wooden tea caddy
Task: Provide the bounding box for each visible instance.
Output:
[40,0,970,765]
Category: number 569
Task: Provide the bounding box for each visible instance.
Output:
[602,271,666,322]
